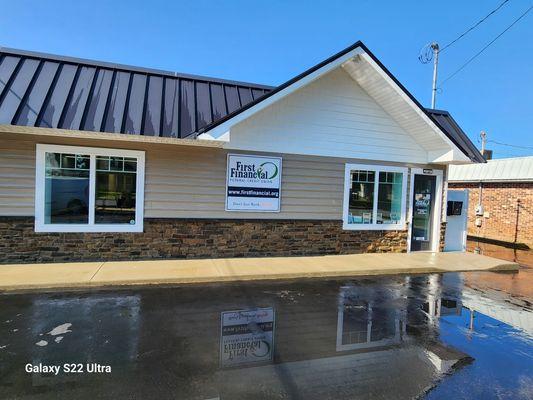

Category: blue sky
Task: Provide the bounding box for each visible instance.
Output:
[1,0,531,158]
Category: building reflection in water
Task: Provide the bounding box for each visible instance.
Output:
[2,272,531,399]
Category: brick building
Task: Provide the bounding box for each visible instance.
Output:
[448,157,533,247]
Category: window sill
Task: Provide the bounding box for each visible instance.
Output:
[342,223,406,231]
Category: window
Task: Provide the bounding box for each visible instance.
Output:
[35,144,145,232]
[336,286,405,352]
[343,164,407,230]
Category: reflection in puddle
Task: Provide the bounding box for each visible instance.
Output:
[0,272,531,399]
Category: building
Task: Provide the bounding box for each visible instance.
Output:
[448,156,533,247]
[0,41,484,264]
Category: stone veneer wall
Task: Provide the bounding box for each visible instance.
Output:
[0,217,408,264]
[439,222,447,252]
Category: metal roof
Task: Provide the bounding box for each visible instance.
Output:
[0,43,483,164]
[449,156,533,182]
[0,47,272,138]
[426,109,485,163]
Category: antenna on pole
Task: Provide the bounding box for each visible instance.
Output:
[419,42,440,108]
[430,42,440,109]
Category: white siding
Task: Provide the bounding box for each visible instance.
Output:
[227,68,429,164]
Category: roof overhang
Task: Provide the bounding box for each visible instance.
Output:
[0,124,224,148]
[198,42,473,164]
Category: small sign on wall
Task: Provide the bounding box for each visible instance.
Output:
[226,154,282,212]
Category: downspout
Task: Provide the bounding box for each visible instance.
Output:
[478,181,483,209]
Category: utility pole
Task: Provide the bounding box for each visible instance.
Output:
[431,42,440,109]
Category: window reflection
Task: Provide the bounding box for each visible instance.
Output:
[337,286,405,351]
[95,156,137,224]
[44,152,90,224]
[378,171,403,224]
[348,170,375,224]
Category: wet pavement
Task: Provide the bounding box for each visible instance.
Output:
[1,267,532,399]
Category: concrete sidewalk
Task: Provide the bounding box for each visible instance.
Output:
[0,252,519,291]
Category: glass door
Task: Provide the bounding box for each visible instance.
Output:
[410,174,437,251]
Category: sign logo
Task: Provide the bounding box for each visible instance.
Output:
[226,154,282,212]
[220,308,275,367]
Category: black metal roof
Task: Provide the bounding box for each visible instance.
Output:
[427,109,486,163]
[0,43,483,163]
[0,47,272,138]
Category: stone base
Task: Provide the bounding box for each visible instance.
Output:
[440,221,447,252]
[0,217,408,264]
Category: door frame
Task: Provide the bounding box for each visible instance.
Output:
[407,168,444,253]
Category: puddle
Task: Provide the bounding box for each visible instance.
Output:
[0,270,531,399]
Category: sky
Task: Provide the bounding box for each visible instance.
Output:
[1,0,531,158]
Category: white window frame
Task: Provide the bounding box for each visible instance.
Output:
[335,286,406,352]
[35,144,145,233]
[342,163,408,231]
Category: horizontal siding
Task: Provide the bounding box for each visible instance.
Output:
[0,139,35,215]
[228,68,430,164]
[0,132,443,220]
[342,59,448,152]
[144,146,345,219]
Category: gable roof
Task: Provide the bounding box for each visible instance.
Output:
[196,41,484,163]
[0,42,483,163]
[0,47,271,139]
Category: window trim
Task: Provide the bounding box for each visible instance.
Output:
[35,144,145,233]
[342,163,408,231]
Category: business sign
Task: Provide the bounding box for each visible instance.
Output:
[226,154,282,212]
[220,308,275,367]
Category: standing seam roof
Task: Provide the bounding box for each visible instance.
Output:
[0,44,484,164]
[0,47,273,139]
[449,156,533,182]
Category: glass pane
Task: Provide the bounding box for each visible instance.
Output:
[95,166,137,224]
[96,156,109,171]
[377,172,403,224]
[61,153,76,169]
[370,306,397,341]
[110,157,124,171]
[348,170,375,224]
[44,152,90,224]
[341,301,369,345]
[124,158,137,172]
[410,175,437,251]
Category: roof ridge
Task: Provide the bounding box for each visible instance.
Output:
[0,46,275,89]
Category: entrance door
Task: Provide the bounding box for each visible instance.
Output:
[410,174,437,251]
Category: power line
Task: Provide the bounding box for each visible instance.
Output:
[491,151,529,157]
[488,139,533,150]
[440,4,533,85]
[441,0,512,52]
